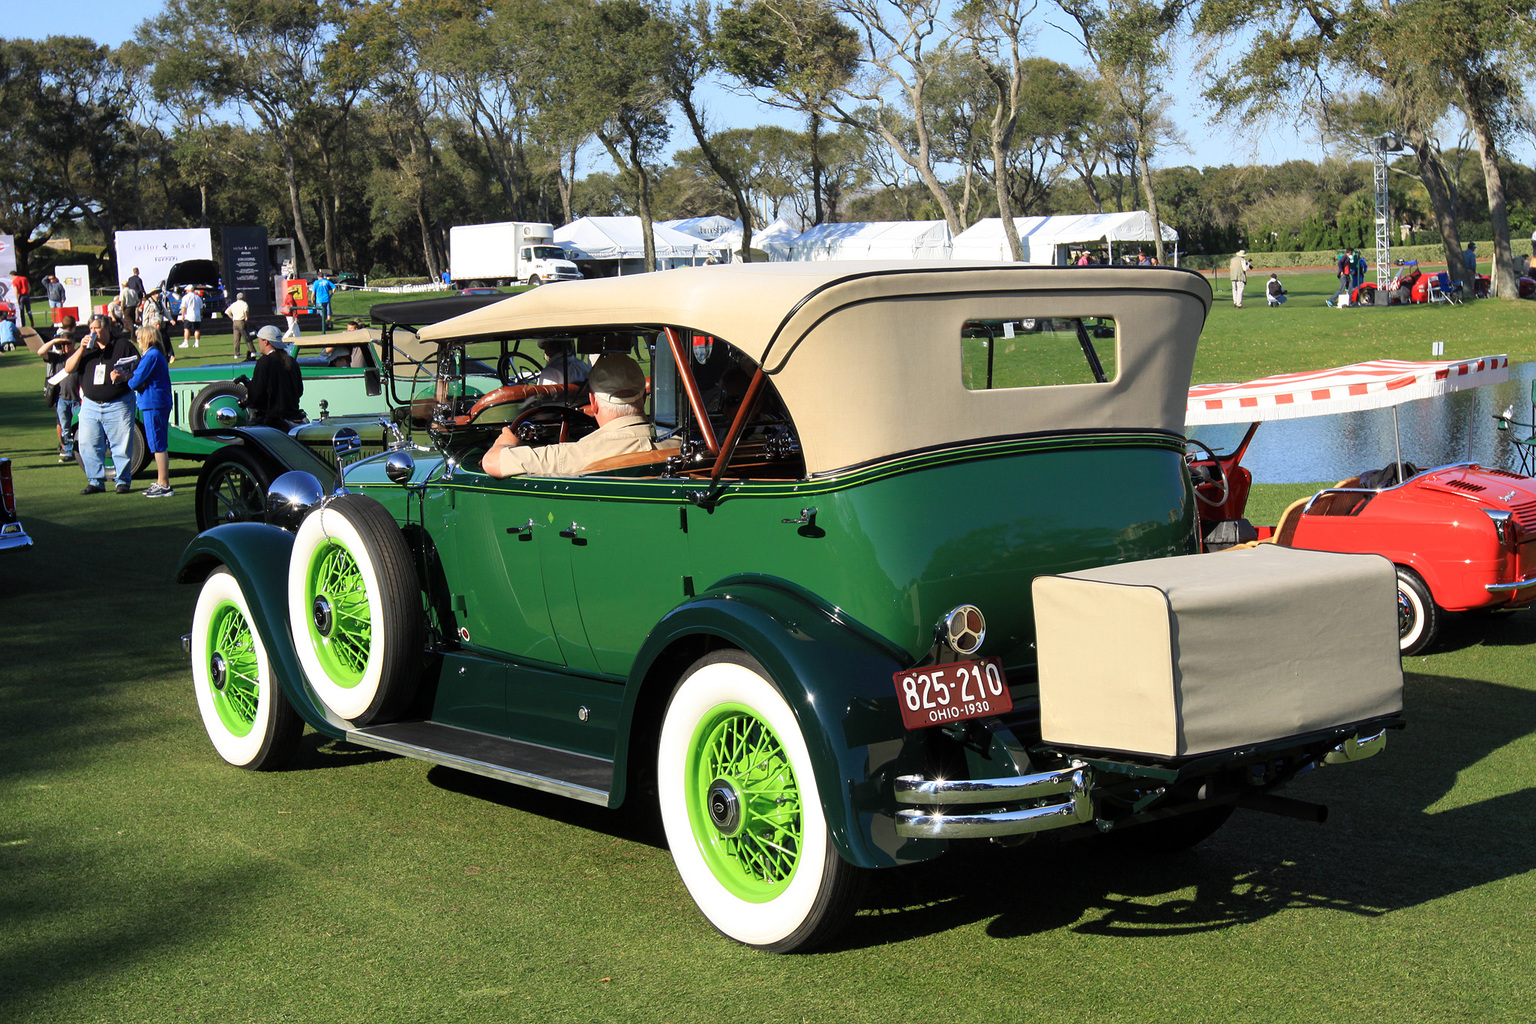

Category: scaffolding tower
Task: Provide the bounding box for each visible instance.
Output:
[1374,134,1403,289]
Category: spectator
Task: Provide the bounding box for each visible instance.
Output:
[177,286,203,348]
[10,269,33,327]
[536,337,589,386]
[281,285,303,339]
[323,319,368,367]
[116,325,175,497]
[1229,249,1250,308]
[1266,273,1288,306]
[44,274,66,315]
[138,287,169,354]
[39,319,81,462]
[1463,242,1478,286]
[225,291,254,360]
[1351,249,1368,290]
[0,315,19,352]
[63,314,138,494]
[245,325,305,428]
[1330,248,1353,305]
[311,271,335,332]
[122,267,145,330]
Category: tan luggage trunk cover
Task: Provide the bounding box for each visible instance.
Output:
[1033,546,1403,758]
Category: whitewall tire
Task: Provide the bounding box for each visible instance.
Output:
[657,651,864,952]
[192,567,302,769]
[287,494,421,724]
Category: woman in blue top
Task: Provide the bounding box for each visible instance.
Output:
[115,325,175,497]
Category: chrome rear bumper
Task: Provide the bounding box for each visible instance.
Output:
[894,763,1093,838]
[892,730,1388,839]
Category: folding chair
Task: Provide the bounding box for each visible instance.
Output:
[1428,272,1463,305]
[1495,379,1536,474]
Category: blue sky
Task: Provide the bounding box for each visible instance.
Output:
[24,1,1368,179]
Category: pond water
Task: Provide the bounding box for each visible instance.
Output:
[1188,360,1536,484]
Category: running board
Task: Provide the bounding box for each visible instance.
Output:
[346,720,613,806]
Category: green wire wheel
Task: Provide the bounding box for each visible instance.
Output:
[658,651,865,952]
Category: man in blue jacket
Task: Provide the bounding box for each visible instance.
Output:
[311,272,335,332]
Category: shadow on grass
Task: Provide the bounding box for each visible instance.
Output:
[0,835,294,1016]
[422,765,669,850]
[821,669,1536,950]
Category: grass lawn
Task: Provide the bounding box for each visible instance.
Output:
[5,283,1536,1022]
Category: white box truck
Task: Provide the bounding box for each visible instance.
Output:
[449,222,582,287]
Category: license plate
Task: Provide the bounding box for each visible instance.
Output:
[893,657,1012,730]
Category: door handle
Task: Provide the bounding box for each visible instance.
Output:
[558,522,586,540]
[505,518,540,537]
[781,507,817,526]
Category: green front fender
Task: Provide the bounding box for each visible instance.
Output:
[210,426,341,486]
[176,523,349,741]
[618,578,946,870]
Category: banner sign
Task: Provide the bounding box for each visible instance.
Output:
[221,225,271,311]
[56,264,91,318]
[0,234,15,281]
[113,229,213,294]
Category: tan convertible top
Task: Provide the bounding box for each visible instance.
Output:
[420,262,1212,475]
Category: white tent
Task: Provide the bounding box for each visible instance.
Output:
[712,218,800,262]
[555,216,726,273]
[787,221,952,261]
[661,215,740,241]
[951,212,1179,265]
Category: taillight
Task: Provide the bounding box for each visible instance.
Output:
[1,460,15,517]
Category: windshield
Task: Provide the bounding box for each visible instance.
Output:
[529,246,567,261]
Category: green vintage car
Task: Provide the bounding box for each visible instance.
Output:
[176,263,1404,951]
[79,331,397,489]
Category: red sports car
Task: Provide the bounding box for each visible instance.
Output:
[1186,356,1536,654]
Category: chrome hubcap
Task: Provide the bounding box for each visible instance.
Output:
[707,778,742,836]
[312,596,334,637]
[210,652,227,691]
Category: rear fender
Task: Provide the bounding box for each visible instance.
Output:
[617,577,945,870]
[176,523,349,739]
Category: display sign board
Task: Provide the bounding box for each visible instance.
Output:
[221,226,271,311]
[0,234,16,281]
[113,229,214,294]
[55,264,91,318]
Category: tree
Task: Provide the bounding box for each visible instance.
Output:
[1054,0,1188,263]
[660,2,762,258]
[0,37,140,267]
[140,0,383,272]
[716,0,860,225]
[1192,0,1487,288]
[955,0,1037,258]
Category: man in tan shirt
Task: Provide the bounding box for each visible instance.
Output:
[481,354,658,477]
[1229,249,1250,308]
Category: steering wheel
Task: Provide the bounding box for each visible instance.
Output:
[510,403,597,445]
[1185,438,1230,507]
[498,350,542,384]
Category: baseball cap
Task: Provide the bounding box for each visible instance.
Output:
[256,325,283,345]
[587,354,646,405]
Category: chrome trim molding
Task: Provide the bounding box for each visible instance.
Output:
[893,763,1093,838]
[1323,729,1388,765]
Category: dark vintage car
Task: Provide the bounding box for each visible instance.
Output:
[1186,356,1536,654]
[176,263,1404,951]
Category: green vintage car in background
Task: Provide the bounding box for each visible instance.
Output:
[80,332,395,489]
[177,263,1404,951]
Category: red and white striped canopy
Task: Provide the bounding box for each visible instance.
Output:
[1186,355,1510,426]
